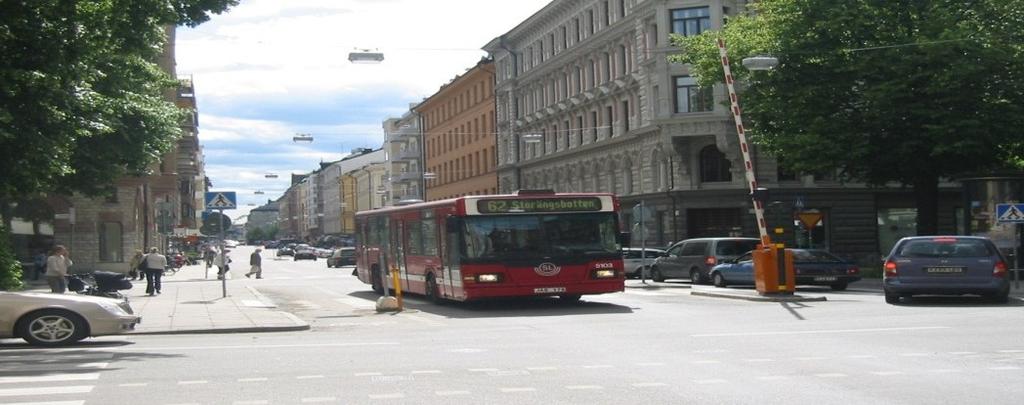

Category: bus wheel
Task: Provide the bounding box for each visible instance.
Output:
[371,267,384,294]
[425,275,443,304]
[558,294,582,303]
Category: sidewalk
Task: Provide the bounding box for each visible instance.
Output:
[21,264,309,335]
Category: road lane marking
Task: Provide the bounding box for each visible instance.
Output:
[0,373,99,384]
[411,370,442,374]
[898,353,930,357]
[949,351,977,355]
[691,326,950,338]
[368,393,404,399]
[847,355,878,359]
[796,357,828,361]
[566,385,603,390]
[871,371,905,376]
[300,397,336,403]
[0,353,115,363]
[0,401,85,405]
[296,375,324,379]
[526,366,558,371]
[238,378,268,382]
[0,385,94,397]
[97,342,399,352]
[632,382,668,388]
[815,373,847,378]
[989,366,1021,370]
[927,369,961,373]
[435,390,470,396]
[178,380,208,385]
[468,368,499,372]
[582,365,614,369]
[997,350,1024,353]
[0,363,108,373]
[118,383,149,387]
[500,387,536,393]
[743,359,773,363]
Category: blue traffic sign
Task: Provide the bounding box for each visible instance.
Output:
[996,203,1024,224]
[205,191,237,210]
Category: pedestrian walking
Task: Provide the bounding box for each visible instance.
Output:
[142,247,167,296]
[44,245,72,293]
[246,248,263,279]
[128,250,144,280]
[214,248,232,280]
[32,250,47,281]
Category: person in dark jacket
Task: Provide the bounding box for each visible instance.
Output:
[245,248,263,279]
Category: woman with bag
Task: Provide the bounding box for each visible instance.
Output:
[128,250,145,280]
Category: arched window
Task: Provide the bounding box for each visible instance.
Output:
[621,158,633,195]
[699,145,732,183]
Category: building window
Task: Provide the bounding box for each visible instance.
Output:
[588,9,595,35]
[619,0,626,19]
[621,100,630,132]
[670,7,711,36]
[604,1,611,26]
[577,115,584,146]
[699,145,732,183]
[606,105,614,137]
[590,111,598,143]
[673,76,713,113]
[98,222,123,262]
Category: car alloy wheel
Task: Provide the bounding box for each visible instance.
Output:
[20,309,86,346]
[712,272,727,288]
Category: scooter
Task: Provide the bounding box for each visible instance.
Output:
[68,271,134,310]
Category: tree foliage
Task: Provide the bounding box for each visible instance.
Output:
[0,0,237,289]
[671,0,1024,234]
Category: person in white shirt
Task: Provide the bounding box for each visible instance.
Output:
[141,247,168,296]
[44,245,72,293]
[213,248,232,280]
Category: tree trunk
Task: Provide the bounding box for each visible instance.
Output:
[913,176,940,236]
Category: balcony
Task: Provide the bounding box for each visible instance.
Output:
[387,124,420,143]
[392,171,423,183]
[394,146,421,161]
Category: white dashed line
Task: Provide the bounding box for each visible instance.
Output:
[411,370,442,374]
[989,366,1022,370]
[368,393,404,399]
[815,373,847,378]
[566,385,603,390]
[632,382,668,388]
[898,353,929,357]
[949,351,977,355]
[178,380,208,385]
[694,379,727,384]
[500,387,537,393]
[468,368,499,372]
[238,378,268,382]
[871,371,905,376]
[300,397,336,403]
[355,372,383,376]
[847,355,878,359]
[582,365,614,369]
[526,366,558,371]
[743,358,773,363]
[0,373,99,384]
[118,383,149,387]
[296,375,324,379]
[997,350,1024,353]
[0,385,94,396]
[435,390,471,396]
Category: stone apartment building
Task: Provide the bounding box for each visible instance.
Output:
[384,110,425,203]
[484,0,961,264]
[417,59,499,200]
[40,26,206,272]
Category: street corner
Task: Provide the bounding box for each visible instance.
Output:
[689,286,828,303]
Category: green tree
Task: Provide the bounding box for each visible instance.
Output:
[671,0,1024,234]
[246,227,265,244]
[0,0,237,289]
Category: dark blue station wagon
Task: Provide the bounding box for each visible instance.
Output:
[883,236,1010,304]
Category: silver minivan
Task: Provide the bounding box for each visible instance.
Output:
[651,237,760,283]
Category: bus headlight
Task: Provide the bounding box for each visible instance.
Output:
[593,269,616,279]
[477,274,501,283]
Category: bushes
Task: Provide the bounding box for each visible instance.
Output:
[0,224,24,291]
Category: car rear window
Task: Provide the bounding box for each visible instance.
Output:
[792,250,842,262]
[716,240,758,256]
[339,250,354,257]
[897,238,993,258]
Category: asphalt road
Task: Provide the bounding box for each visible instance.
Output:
[2,245,1023,405]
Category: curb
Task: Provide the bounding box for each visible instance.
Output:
[691,289,827,302]
[130,320,310,336]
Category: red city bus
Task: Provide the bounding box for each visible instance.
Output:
[354,190,627,302]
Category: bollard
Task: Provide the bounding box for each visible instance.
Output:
[391,268,403,311]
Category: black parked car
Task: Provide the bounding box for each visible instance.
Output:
[327,247,356,268]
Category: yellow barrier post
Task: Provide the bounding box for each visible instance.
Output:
[391,266,403,311]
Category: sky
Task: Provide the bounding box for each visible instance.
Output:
[177,0,551,222]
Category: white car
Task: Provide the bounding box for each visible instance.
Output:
[223,239,239,248]
[0,292,141,346]
[623,247,666,278]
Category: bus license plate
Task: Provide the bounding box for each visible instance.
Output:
[534,287,566,294]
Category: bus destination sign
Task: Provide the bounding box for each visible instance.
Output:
[477,197,603,214]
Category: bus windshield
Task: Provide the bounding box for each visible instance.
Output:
[462,213,619,260]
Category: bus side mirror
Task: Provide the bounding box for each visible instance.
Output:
[619,232,631,248]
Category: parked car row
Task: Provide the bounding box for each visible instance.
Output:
[632,235,1012,305]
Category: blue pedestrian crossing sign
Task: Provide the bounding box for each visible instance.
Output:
[205,192,237,210]
[996,203,1024,224]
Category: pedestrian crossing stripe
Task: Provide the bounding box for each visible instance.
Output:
[996,203,1024,223]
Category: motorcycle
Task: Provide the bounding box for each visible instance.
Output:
[68,271,134,309]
